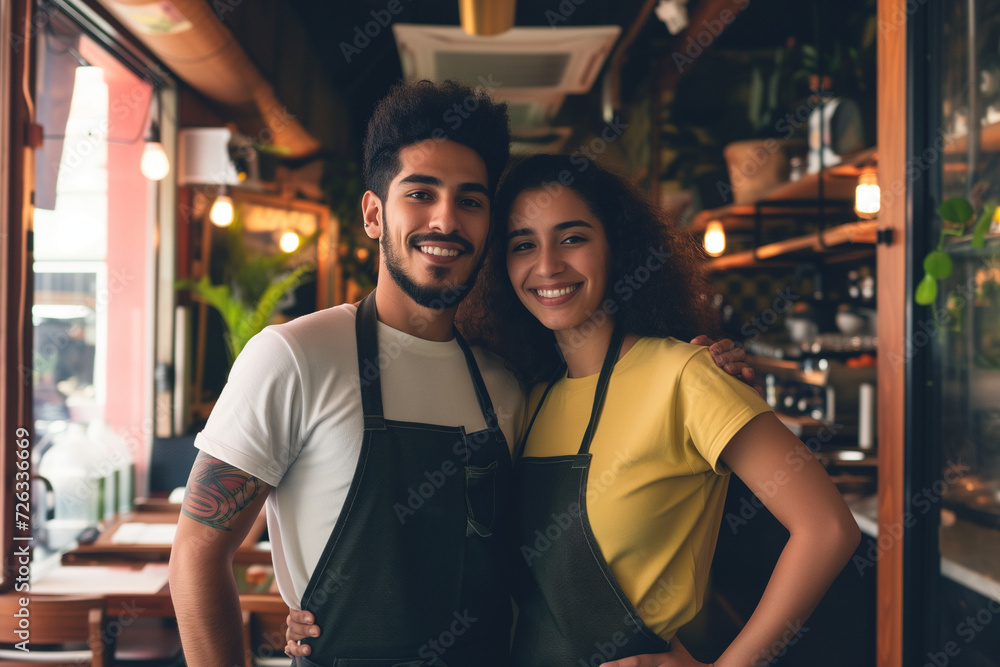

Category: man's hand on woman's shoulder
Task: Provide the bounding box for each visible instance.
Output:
[690,335,761,395]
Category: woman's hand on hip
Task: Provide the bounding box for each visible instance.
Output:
[600,637,713,667]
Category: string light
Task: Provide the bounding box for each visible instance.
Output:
[210,193,234,226]
[855,169,880,219]
[704,220,726,257]
[279,231,300,253]
[140,140,170,180]
[141,87,170,181]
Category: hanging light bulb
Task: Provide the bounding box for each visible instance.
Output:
[704,220,726,257]
[141,141,170,180]
[854,169,880,219]
[210,194,234,226]
[141,104,170,181]
[279,231,300,253]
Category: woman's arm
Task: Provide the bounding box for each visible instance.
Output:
[710,411,860,666]
[603,411,860,667]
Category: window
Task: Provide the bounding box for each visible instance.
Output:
[26,3,173,564]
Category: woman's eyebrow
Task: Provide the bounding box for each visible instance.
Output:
[508,227,534,240]
[553,220,594,231]
[507,219,594,240]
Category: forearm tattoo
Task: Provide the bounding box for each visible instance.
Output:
[181,453,261,531]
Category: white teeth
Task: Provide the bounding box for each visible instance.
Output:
[535,285,579,298]
[419,246,460,257]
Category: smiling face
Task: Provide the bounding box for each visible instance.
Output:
[367,139,492,309]
[506,185,612,336]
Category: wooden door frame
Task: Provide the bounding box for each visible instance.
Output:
[1,0,35,593]
[876,0,909,663]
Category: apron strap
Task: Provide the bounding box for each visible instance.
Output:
[355,292,386,430]
[513,362,567,463]
[454,330,502,439]
[357,293,504,437]
[515,325,627,460]
[578,325,626,456]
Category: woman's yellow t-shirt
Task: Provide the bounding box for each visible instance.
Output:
[521,336,771,639]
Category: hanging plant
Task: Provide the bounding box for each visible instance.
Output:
[915,197,997,307]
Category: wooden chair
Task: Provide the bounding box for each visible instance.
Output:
[0,595,114,666]
[239,594,291,667]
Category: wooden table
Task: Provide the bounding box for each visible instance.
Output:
[24,504,286,664]
[61,505,271,566]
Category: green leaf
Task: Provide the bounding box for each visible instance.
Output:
[923,250,953,279]
[915,274,938,305]
[972,201,997,249]
[229,263,315,359]
[938,197,974,224]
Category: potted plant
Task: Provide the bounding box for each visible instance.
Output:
[178,212,316,368]
[723,44,804,204]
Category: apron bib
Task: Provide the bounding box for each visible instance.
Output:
[511,327,670,667]
[296,293,512,667]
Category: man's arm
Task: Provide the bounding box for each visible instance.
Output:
[169,452,273,667]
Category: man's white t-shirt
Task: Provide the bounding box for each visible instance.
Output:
[195,303,525,608]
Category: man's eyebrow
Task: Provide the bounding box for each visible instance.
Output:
[506,220,595,240]
[396,174,489,197]
[459,182,490,197]
[398,174,440,187]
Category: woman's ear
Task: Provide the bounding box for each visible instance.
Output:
[361,191,383,239]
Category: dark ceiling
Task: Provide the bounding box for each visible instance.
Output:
[275,0,864,156]
[176,0,873,168]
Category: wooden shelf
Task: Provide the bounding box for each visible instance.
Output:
[747,354,878,388]
[691,147,878,232]
[705,220,878,271]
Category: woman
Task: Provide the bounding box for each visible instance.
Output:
[287,154,860,665]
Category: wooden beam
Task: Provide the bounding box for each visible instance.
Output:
[660,0,745,91]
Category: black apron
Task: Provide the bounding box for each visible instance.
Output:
[295,293,512,667]
[510,327,671,667]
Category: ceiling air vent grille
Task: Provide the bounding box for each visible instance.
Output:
[434,53,570,89]
[393,24,620,131]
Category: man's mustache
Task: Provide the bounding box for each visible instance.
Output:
[408,233,474,254]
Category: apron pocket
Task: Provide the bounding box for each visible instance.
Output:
[465,461,497,537]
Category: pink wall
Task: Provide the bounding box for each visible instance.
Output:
[79,40,152,483]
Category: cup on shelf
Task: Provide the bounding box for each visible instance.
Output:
[786,315,819,343]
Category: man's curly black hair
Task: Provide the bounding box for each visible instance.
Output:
[363,80,511,200]
[458,154,716,386]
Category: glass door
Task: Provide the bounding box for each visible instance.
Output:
[915,0,1000,663]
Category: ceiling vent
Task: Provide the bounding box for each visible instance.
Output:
[392,24,621,130]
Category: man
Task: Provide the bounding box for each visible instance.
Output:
[169,80,751,667]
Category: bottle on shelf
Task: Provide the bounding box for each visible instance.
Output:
[87,419,135,517]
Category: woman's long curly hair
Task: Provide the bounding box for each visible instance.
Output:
[458,154,717,387]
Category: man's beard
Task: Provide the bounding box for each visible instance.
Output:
[380,211,486,310]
